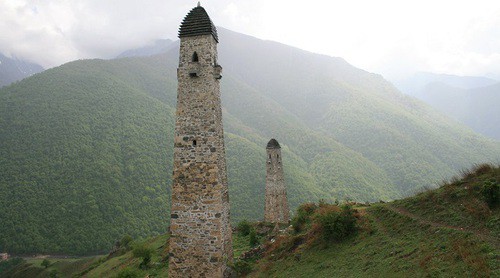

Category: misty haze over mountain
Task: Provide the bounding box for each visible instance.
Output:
[0,53,44,87]
[115,39,174,59]
[394,72,500,140]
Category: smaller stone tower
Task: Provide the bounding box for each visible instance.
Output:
[264,139,290,223]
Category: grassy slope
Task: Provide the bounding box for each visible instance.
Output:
[2,165,497,277]
[0,235,169,278]
[256,206,497,277]
[253,165,499,277]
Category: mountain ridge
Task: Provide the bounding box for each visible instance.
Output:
[0,53,44,88]
[395,71,500,140]
[115,39,174,59]
[0,27,498,255]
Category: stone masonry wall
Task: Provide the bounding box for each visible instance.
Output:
[264,145,290,223]
[168,34,233,278]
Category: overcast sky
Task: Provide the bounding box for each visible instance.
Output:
[1,0,499,80]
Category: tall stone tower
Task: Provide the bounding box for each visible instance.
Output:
[168,4,233,277]
[264,139,290,223]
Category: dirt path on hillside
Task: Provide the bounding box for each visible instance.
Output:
[386,205,499,248]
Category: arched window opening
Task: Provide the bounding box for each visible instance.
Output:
[268,154,271,159]
[193,140,197,146]
[192,52,199,62]
[277,154,280,159]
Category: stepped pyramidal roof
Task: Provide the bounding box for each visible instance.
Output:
[267,138,281,149]
[178,3,218,42]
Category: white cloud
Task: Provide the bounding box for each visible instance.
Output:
[0,0,499,79]
[0,0,189,67]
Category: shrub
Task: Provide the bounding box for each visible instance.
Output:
[41,259,51,269]
[315,205,357,242]
[460,163,493,180]
[237,220,251,236]
[132,244,153,269]
[482,180,499,208]
[249,229,258,246]
[120,234,133,250]
[291,203,318,233]
[49,269,59,278]
[115,267,141,278]
[0,258,25,273]
[265,234,305,260]
[472,163,493,176]
[232,259,253,275]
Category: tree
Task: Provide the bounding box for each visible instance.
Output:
[249,229,258,247]
[237,220,251,236]
[49,269,59,278]
[132,244,153,269]
[116,267,140,278]
[120,234,133,250]
[41,259,50,269]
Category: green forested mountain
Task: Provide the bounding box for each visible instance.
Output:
[216,29,499,193]
[0,28,499,255]
[0,59,175,254]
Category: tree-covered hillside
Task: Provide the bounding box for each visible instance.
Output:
[0,28,499,255]
[215,28,500,193]
[0,60,175,254]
